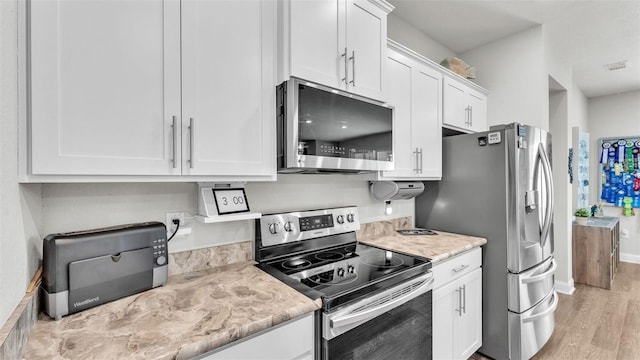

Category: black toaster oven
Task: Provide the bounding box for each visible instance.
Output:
[42,222,168,320]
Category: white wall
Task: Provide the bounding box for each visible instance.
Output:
[460,26,548,130]
[0,0,43,327]
[543,23,592,293]
[41,177,413,253]
[588,90,640,262]
[549,88,572,291]
[387,14,456,62]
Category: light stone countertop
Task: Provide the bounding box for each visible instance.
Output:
[357,218,487,263]
[20,220,485,360]
[22,261,321,360]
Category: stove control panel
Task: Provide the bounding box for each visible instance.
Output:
[289,258,359,286]
[258,206,360,247]
[300,214,334,231]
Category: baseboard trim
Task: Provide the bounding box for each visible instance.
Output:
[555,279,575,295]
[620,253,640,264]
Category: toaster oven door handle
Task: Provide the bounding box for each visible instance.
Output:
[327,273,433,335]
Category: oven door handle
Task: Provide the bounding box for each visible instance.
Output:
[329,273,434,331]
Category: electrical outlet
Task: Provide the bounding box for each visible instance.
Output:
[166,212,185,234]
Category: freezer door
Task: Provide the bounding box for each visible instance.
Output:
[508,290,557,360]
[507,125,554,273]
[507,256,556,313]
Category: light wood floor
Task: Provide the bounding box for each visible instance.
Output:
[472,261,640,360]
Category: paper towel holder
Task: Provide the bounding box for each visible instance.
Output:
[370,181,425,201]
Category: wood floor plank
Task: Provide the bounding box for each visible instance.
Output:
[616,300,640,360]
[473,262,640,360]
[590,290,626,350]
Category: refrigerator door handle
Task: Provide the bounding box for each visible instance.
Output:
[521,258,557,284]
[538,143,554,248]
[522,291,558,323]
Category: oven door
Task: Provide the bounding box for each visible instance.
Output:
[321,272,433,360]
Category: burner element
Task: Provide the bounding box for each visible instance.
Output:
[315,251,345,261]
[282,258,312,270]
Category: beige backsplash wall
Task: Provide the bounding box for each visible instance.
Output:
[40,175,415,254]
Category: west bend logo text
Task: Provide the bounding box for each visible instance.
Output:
[73,296,100,308]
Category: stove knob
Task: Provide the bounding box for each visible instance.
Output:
[337,268,345,277]
[283,221,293,232]
[336,215,345,224]
[346,214,355,223]
[268,223,279,234]
[347,265,355,274]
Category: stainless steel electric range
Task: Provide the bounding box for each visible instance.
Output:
[255,206,434,360]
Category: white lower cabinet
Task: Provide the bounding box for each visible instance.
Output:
[198,313,314,360]
[432,248,482,360]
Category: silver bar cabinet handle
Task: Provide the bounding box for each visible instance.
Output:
[189,117,194,169]
[455,287,461,316]
[465,106,470,127]
[341,48,348,84]
[452,264,469,273]
[171,115,178,169]
[419,148,423,173]
[413,148,419,173]
[462,284,467,314]
[469,105,473,127]
[349,51,356,86]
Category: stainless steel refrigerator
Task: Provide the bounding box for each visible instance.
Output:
[416,123,557,360]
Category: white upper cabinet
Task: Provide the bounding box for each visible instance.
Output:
[25,0,275,181]
[29,0,181,176]
[378,41,442,180]
[282,0,393,101]
[181,0,275,177]
[442,74,488,133]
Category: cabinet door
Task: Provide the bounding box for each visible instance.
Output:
[181,0,276,176]
[412,66,442,179]
[289,0,344,90]
[442,77,468,131]
[467,90,487,132]
[457,267,483,359]
[381,53,414,178]
[345,0,387,100]
[29,0,181,175]
[432,281,458,360]
[201,314,314,360]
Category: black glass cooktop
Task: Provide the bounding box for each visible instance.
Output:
[264,242,431,311]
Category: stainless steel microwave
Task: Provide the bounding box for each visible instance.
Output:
[276,78,394,173]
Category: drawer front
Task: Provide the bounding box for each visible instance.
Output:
[508,290,557,360]
[507,256,556,313]
[432,247,481,289]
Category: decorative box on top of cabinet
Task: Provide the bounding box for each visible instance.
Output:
[572,216,620,290]
[442,72,488,133]
[432,247,483,360]
[376,40,442,180]
[278,0,394,102]
[22,0,276,182]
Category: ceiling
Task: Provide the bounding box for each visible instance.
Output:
[388,0,640,98]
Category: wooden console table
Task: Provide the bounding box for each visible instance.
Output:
[572,217,620,289]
